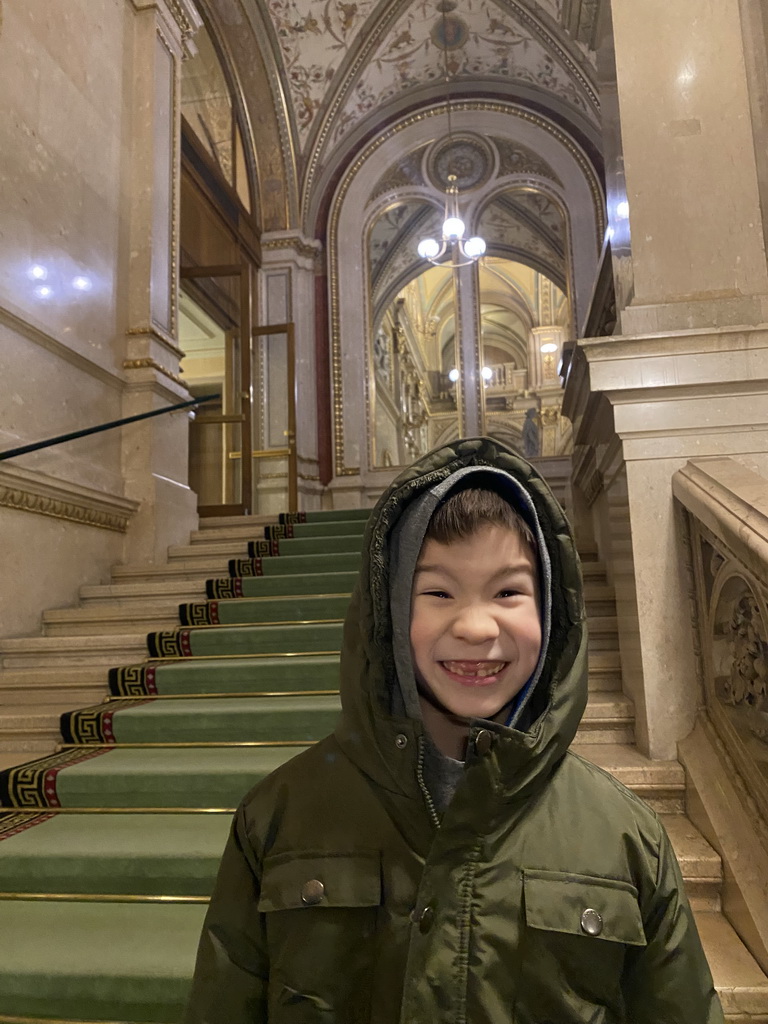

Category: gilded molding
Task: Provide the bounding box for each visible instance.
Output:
[122,358,187,388]
[165,0,203,42]
[0,465,138,534]
[126,322,184,359]
[154,24,179,337]
[329,100,604,474]
[262,235,322,260]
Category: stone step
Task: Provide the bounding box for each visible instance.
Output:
[0,634,147,669]
[661,814,722,912]
[0,749,41,771]
[696,911,768,1021]
[579,694,634,744]
[170,537,260,558]
[111,560,258,582]
[196,513,278,530]
[585,616,618,652]
[80,579,209,603]
[42,605,182,637]
[571,743,686,813]
[0,705,63,752]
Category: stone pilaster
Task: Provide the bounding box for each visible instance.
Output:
[258,232,323,513]
[454,260,483,436]
[121,0,202,563]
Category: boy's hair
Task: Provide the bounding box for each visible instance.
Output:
[425,486,536,551]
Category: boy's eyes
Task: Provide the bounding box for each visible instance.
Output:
[419,587,524,599]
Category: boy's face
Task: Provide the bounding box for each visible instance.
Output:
[410,523,542,724]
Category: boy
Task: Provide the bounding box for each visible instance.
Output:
[185,436,723,1023]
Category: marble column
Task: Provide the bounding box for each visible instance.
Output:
[608,0,768,333]
[258,232,323,512]
[121,0,202,563]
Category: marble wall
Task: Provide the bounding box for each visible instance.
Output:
[0,0,194,636]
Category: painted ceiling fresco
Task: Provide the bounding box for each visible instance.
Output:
[262,0,598,152]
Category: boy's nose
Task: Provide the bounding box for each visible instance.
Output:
[451,605,500,643]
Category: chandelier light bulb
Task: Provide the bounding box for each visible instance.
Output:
[442,216,465,239]
[417,238,440,259]
[448,368,460,382]
[481,366,493,380]
[540,342,558,353]
[463,236,486,258]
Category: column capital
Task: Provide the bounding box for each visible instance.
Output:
[128,0,203,54]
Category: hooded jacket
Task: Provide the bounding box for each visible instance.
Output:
[185,437,723,1024]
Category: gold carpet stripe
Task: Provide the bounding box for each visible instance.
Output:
[0,892,209,904]
[158,617,344,631]
[104,689,340,701]
[0,1014,176,1024]
[4,807,236,815]
[141,649,340,663]
[56,741,311,749]
[207,591,351,603]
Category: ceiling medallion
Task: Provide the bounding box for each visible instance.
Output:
[430,0,469,50]
[426,133,495,194]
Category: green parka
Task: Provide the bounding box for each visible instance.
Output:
[186,437,723,1024]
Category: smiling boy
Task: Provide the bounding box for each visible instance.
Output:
[186,437,723,1024]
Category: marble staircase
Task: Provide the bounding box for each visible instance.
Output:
[0,514,767,1019]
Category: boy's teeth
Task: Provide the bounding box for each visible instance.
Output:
[444,661,506,677]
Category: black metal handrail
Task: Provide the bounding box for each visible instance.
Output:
[0,393,220,463]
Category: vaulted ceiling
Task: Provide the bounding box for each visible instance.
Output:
[206,0,607,235]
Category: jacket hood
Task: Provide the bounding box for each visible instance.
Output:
[334,436,588,816]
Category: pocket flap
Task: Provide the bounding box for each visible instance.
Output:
[258,851,381,912]
[523,869,646,947]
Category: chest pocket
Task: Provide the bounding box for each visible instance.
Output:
[259,851,381,1024]
[517,869,647,1024]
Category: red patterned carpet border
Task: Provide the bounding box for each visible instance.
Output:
[279,512,307,524]
[247,539,280,558]
[264,523,294,540]
[229,557,263,578]
[0,810,55,841]
[61,698,156,744]
[146,628,192,658]
[206,577,243,599]
[0,747,114,809]
[108,664,159,697]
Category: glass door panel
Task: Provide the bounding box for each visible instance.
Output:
[180,264,253,515]
[251,323,297,514]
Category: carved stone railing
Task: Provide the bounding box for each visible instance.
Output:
[484,363,529,394]
[673,456,768,842]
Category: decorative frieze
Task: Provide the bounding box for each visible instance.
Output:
[674,457,768,831]
[0,464,138,533]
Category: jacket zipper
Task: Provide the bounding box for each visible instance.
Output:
[416,737,441,829]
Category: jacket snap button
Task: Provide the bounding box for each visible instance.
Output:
[417,905,435,934]
[395,734,408,749]
[475,730,493,755]
[580,908,603,936]
[301,879,325,906]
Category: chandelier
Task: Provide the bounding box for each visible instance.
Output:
[416,4,486,268]
[417,174,486,266]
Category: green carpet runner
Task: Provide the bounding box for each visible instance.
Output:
[0,509,368,1023]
